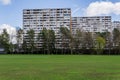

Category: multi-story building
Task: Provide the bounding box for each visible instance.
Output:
[112,21,120,30]
[23,8,116,49]
[72,16,112,34]
[23,8,72,48]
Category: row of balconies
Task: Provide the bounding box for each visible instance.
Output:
[23,8,70,11]
[23,11,71,15]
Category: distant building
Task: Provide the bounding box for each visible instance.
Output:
[112,21,120,31]
[23,8,119,49]
[72,16,112,34]
[23,8,72,48]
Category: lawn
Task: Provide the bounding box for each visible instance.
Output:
[0,55,119,80]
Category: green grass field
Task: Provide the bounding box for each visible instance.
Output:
[0,55,119,80]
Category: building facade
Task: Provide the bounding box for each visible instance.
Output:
[72,16,112,34]
[23,8,118,49]
[23,8,72,48]
[112,21,120,30]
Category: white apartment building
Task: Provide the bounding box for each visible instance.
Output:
[72,16,112,34]
[23,8,72,48]
[112,21,120,31]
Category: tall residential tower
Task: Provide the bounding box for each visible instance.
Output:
[23,8,71,48]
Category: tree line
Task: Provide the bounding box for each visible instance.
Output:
[1,27,120,55]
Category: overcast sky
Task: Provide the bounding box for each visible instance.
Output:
[0,0,120,28]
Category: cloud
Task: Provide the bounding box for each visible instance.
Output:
[0,0,11,5]
[0,24,17,44]
[85,1,120,16]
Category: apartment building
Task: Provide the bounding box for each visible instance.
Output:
[112,21,120,30]
[23,8,71,48]
[72,16,112,34]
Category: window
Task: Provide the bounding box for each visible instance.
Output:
[64,14,70,16]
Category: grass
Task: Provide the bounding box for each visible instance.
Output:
[0,55,119,80]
